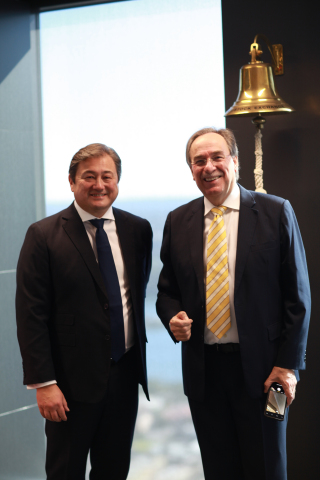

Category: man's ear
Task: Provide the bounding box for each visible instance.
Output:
[68,174,75,192]
[190,165,196,181]
[233,156,238,173]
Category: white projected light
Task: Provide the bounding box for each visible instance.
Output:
[40,0,225,206]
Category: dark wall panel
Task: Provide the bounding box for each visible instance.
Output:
[0,3,30,83]
[222,1,320,478]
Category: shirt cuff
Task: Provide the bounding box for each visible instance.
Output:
[27,380,57,390]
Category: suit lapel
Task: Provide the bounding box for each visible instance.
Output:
[187,198,205,303]
[234,185,258,296]
[62,204,108,298]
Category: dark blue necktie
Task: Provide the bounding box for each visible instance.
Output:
[90,219,125,362]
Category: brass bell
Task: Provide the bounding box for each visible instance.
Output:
[225,41,294,117]
[224,35,295,194]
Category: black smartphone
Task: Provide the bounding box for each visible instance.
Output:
[264,382,287,421]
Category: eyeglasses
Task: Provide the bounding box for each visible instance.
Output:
[191,154,231,168]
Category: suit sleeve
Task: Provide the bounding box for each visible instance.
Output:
[145,220,153,287]
[16,223,56,385]
[156,212,183,343]
[276,200,311,370]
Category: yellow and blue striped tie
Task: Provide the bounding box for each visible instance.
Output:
[206,206,231,339]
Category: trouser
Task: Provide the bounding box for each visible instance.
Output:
[188,345,288,480]
[45,347,139,480]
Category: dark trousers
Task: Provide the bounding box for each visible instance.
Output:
[45,347,139,480]
[188,346,288,480]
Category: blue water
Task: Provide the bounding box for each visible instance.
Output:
[146,328,183,383]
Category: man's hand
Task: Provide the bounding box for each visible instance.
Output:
[264,366,297,406]
[169,311,193,341]
[36,384,70,422]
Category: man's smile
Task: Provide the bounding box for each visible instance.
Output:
[203,175,222,182]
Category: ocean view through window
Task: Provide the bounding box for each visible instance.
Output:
[40,1,225,477]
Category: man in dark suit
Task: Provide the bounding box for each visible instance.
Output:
[156,127,310,480]
[16,143,152,480]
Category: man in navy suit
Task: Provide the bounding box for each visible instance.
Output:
[16,143,152,480]
[156,127,310,480]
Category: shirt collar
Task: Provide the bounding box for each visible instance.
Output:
[204,183,240,216]
[74,200,115,222]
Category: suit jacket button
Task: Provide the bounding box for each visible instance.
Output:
[105,335,110,340]
[104,303,108,309]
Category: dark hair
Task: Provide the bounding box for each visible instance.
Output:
[69,143,121,182]
[186,127,240,180]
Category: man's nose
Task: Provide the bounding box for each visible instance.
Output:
[93,177,104,189]
[204,159,215,171]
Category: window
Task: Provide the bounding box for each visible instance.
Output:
[40,1,225,477]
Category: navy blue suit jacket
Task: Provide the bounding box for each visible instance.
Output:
[156,185,311,400]
[16,203,152,403]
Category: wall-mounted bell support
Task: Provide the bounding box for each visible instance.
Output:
[225,34,294,193]
[252,115,266,193]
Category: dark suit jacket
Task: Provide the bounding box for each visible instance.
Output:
[156,185,311,400]
[16,203,152,403]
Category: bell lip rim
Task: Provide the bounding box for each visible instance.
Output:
[224,109,295,117]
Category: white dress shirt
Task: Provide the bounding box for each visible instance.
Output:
[28,201,133,389]
[203,184,240,344]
